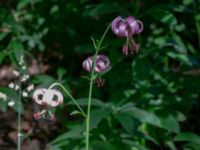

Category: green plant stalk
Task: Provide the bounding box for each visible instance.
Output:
[49,82,86,117]
[141,124,146,146]
[17,82,22,150]
[85,24,111,150]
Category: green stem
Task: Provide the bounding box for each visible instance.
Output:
[17,82,22,150]
[85,23,111,150]
[49,82,86,117]
[141,124,146,146]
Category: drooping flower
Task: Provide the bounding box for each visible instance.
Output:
[82,54,110,73]
[32,88,63,121]
[33,88,63,107]
[111,16,143,55]
[94,77,105,87]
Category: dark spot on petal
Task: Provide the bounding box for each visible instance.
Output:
[38,94,43,101]
[52,94,58,103]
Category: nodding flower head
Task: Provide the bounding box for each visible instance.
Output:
[112,16,143,37]
[33,88,63,107]
[33,88,63,121]
[111,16,143,55]
[82,55,110,73]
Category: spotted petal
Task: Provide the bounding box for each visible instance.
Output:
[48,89,64,107]
[33,88,47,105]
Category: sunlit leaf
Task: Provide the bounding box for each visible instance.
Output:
[173,132,200,144]
[68,98,105,107]
[159,115,180,133]
[120,105,162,128]
[167,52,192,66]
[51,125,84,144]
[70,110,82,116]
[150,8,177,25]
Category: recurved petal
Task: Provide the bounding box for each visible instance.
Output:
[111,16,123,35]
[96,55,110,72]
[126,16,143,35]
[48,89,64,107]
[33,88,47,105]
[82,57,93,72]
[125,16,136,26]
[134,20,144,34]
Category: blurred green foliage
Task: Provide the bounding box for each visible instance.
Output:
[0,0,200,149]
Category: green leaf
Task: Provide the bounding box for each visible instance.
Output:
[90,108,108,130]
[173,132,200,144]
[70,110,82,116]
[51,125,83,144]
[57,67,67,80]
[0,50,5,64]
[116,112,134,135]
[50,5,59,14]
[49,140,69,150]
[84,3,125,17]
[183,142,200,150]
[175,111,186,122]
[17,0,30,10]
[183,0,193,5]
[165,141,177,150]
[11,39,25,63]
[120,106,162,128]
[92,140,121,150]
[120,104,180,133]
[31,75,56,87]
[68,98,105,107]
[167,52,192,66]
[159,115,180,133]
[172,33,187,53]
[150,8,177,25]
[123,140,150,150]
[0,98,8,112]
[0,32,10,40]
[195,14,200,21]
[0,87,24,114]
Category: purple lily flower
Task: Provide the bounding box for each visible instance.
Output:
[32,88,64,121]
[82,54,110,73]
[112,16,143,55]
